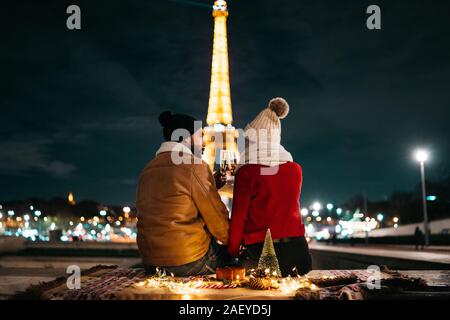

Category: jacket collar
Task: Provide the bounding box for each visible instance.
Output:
[155,141,193,156]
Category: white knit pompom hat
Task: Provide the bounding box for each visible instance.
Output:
[244,97,290,143]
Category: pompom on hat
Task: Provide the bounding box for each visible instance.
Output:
[244,97,290,142]
[268,97,289,119]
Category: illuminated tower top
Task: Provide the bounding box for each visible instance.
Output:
[207,0,232,125]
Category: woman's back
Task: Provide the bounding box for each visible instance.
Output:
[228,162,306,253]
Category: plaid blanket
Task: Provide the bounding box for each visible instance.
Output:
[14,266,441,300]
[54,268,147,300]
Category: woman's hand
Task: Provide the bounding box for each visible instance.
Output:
[213,170,227,189]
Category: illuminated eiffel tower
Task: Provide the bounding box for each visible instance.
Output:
[203,0,239,180]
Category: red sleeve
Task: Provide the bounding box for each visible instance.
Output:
[227,167,252,257]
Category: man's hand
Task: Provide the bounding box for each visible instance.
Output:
[213,170,227,189]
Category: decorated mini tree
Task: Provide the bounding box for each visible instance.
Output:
[257,229,282,278]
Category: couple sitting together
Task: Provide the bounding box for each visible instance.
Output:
[136,97,311,277]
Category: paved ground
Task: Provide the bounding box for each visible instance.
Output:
[310,243,450,265]
[0,255,140,299]
[313,243,450,252]
[1,240,449,299]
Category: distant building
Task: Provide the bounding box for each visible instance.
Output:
[68,192,76,205]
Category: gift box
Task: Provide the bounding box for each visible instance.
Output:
[216,266,246,281]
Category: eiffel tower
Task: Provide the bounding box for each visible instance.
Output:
[203,0,239,186]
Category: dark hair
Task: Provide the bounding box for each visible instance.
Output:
[158,111,199,142]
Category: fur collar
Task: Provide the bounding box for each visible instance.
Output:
[155,141,193,156]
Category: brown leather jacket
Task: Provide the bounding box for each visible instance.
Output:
[136,147,229,267]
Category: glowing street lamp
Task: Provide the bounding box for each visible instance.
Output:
[377,213,384,228]
[415,149,429,163]
[414,149,430,246]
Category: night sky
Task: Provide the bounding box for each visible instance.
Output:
[1,0,450,206]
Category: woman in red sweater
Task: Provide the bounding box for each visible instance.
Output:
[228,98,312,276]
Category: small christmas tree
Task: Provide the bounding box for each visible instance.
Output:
[257,229,282,278]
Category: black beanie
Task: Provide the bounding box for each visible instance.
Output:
[158,111,199,142]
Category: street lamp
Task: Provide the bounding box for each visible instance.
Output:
[414,149,430,246]
[377,213,384,228]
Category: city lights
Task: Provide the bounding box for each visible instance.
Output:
[312,202,322,211]
[0,187,435,247]
[123,207,131,214]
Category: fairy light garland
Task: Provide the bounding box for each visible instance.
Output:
[133,267,327,295]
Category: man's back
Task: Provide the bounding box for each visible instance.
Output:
[136,151,229,267]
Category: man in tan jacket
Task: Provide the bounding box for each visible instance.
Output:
[136,111,230,276]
